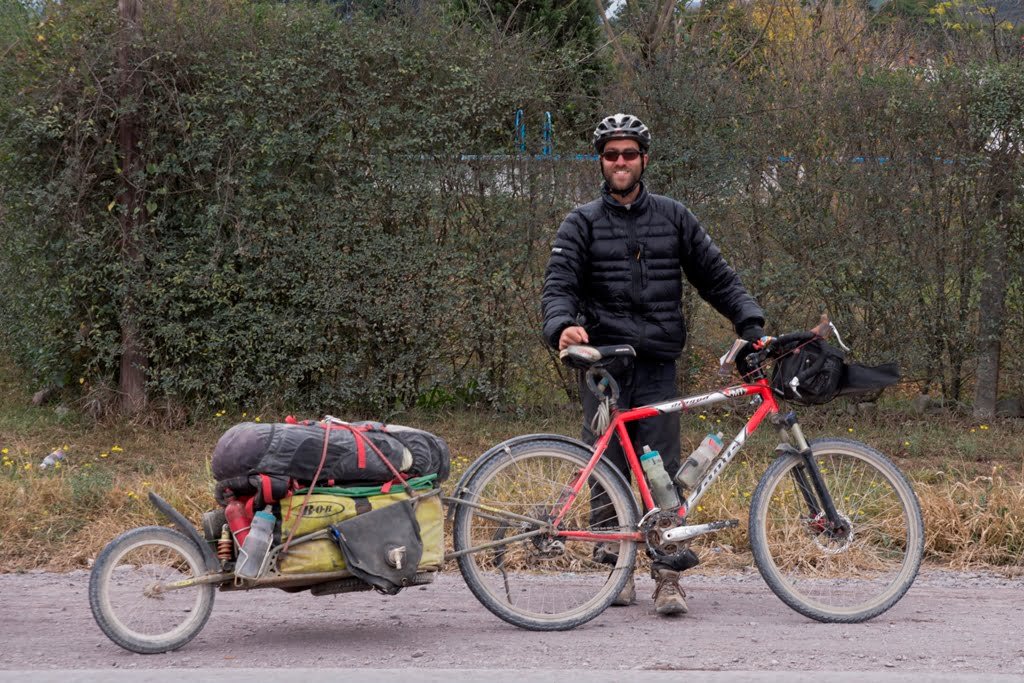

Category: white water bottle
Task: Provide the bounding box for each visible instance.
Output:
[234,507,275,579]
[640,446,681,509]
[676,432,724,489]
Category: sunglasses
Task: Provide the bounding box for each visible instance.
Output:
[600,149,643,162]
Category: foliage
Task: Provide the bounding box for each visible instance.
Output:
[0,0,580,414]
[1,0,1023,419]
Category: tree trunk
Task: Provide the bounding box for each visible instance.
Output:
[973,222,1007,420]
[117,0,147,414]
[973,151,1013,420]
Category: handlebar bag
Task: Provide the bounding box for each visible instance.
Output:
[771,339,847,405]
[772,338,899,406]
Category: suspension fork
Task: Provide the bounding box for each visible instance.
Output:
[772,414,849,535]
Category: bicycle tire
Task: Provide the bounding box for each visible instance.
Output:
[89,526,216,653]
[749,438,924,623]
[453,438,639,631]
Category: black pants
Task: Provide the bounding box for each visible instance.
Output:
[581,358,699,573]
[581,357,681,528]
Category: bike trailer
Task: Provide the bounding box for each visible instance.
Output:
[275,475,444,579]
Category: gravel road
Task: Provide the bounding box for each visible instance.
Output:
[1,567,1022,674]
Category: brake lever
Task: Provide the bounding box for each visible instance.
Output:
[829,323,851,352]
[718,338,749,377]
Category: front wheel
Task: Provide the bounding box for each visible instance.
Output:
[89,526,217,653]
[453,438,639,631]
[749,438,924,623]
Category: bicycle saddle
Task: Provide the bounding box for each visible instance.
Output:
[559,344,636,370]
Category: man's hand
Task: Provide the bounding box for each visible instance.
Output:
[558,325,589,350]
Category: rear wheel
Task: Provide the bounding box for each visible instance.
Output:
[453,438,638,631]
[749,438,924,623]
[89,526,216,653]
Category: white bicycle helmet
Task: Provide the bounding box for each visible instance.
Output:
[593,113,651,153]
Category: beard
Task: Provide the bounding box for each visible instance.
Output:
[603,164,642,195]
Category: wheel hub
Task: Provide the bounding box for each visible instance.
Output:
[808,511,855,554]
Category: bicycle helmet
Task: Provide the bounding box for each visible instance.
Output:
[593,113,651,153]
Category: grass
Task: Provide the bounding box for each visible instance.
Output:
[0,359,1022,573]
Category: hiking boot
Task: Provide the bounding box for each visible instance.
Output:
[652,568,688,616]
[611,574,636,606]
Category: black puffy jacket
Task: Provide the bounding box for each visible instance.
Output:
[542,183,764,360]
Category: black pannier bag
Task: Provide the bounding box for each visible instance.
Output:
[771,338,900,406]
[212,420,451,503]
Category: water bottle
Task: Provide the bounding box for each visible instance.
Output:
[234,507,275,580]
[640,446,680,509]
[676,432,724,490]
[223,494,252,547]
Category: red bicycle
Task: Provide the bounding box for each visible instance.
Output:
[450,326,924,630]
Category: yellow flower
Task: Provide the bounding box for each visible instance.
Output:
[254,416,262,423]
[111,445,123,452]
[79,377,85,384]
[242,412,248,418]
[971,429,976,433]
[53,462,61,469]
[699,415,707,421]
[99,452,109,458]
[127,491,137,499]
[980,425,989,431]
[696,505,704,512]
[1,448,7,455]
[903,441,910,447]
[84,463,93,468]
[847,428,854,433]
[24,463,31,470]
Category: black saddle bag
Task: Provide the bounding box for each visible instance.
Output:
[330,497,425,594]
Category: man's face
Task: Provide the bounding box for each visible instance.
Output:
[600,139,647,195]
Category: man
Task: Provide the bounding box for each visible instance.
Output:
[541,113,766,616]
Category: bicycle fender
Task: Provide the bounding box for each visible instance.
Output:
[446,433,637,521]
[148,492,221,571]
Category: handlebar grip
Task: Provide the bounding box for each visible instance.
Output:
[772,331,816,353]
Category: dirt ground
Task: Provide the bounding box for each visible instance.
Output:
[2,566,1022,674]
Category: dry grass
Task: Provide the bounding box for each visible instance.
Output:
[917,468,1024,573]
[1,360,1022,573]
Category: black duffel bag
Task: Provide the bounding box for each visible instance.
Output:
[212,419,450,503]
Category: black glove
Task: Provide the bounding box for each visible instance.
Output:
[738,322,766,343]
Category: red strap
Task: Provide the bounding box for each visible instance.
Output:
[355,432,366,469]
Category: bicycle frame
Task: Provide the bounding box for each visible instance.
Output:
[550,377,782,542]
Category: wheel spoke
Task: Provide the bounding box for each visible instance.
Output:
[90,527,215,653]
[454,440,637,630]
[751,439,923,622]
